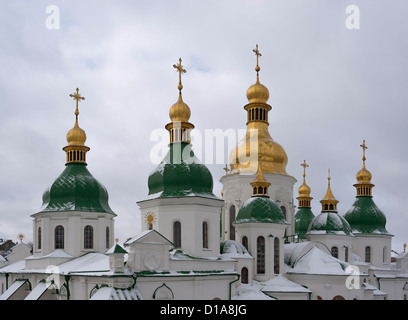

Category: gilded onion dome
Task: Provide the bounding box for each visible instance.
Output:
[344,140,390,235]
[229,45,288,175]
[147,59,215,199]
[35,88,115,216]
[63,88,90,164]
[295,161,315,239]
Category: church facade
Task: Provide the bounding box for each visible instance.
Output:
[0,48,408,300]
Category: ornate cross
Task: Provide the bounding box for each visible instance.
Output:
[300,160,309,180]
[69,88,85,119]
[173,58,186,93]
[253,44,262,73]
[360,139,367,162]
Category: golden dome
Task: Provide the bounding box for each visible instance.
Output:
[298,182,311,197]
[246,77,269,104]
[66,120,87,146]
[229,122,288,174]
[169,93,191,122]
[356,165,372,184]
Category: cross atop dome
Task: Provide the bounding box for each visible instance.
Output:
[69,88,85,119]
[173,58,186,94]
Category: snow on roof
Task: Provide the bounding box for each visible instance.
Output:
[24,281,53,300]
[25,249,73,260]
[0,279,27,300]
[232,283,275,300]
[57,252,110,274]
[220,240,253,259]
[261,275,311,293]
[285,246,349,275]
[362,283,387,296]
[90,286,143,300]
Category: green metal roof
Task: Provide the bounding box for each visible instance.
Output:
[35,163,116,215]
[295,207,315,239]
[343,196,391,235]
[307,211,353,236]
[147,142,217,199]
[234,196,288,225]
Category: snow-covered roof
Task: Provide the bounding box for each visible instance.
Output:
[232,283,275,300]
[285,245,349,275]
[261,275,311,293]
[90,286,143,300]
[0,279,28,300]
[220,240,253,259]
[24,281,54,300]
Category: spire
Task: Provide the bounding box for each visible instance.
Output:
[297,160,313,208]
[354,140,374,196]
[229,45,288,175]
[63,88,90,165]
[165,58,194,144]
[320,169,339,212]
[250,156,271,197]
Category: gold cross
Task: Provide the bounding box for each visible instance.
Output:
[223,164,229,175]
[253,44,262,73]
[360,139,367,162]
[300,160,309,179]
[173,58,186,93]
[69,88,85,119]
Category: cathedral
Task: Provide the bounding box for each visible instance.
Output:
[0,46,408,301]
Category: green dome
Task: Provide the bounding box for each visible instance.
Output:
[307,211,353,236]
[234,196,288,225]
[148,142,216,199]
[344,196,390,235]
[36,163,116,215]
[295,207,315,239]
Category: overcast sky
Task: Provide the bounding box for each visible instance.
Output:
[0,0,407,253]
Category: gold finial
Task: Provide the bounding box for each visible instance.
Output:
[301,160,309,183]
[115,238,119,244]
[223,164,229,175]
[404,243,406,252]
[253,44,262,74]
[173,58,186,94]
[18,233,24,243]
[360,140,367,164]
[69,88,85,120]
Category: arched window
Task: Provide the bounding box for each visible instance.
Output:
[383,246,387,263]
[229,205,236,240]
[258,186,263,194]
[365,246,371,263]
[38,227,42,250]
[202,222,209,249]
[257,236,265,274]
[331,246,338,258]
[242,236,248,250]
[241,267,249,284]
[173,221,181,248]
[345,246,349,262]
[280,206,286,219]
[274,237,280,274]
[55,225,64,249]
[324,204,329,211]
[106,227,110,249]
[329,204,334,210]
[84,225,93,249]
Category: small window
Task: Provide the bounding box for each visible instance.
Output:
[38,227,42,250]
[106,227,110,249]
[173,221,181,248]
[241,267,249,284]
[365,246,371,263]
[84,225,93,249]
[229,205,236,240]
[331,246,338,258]
[257,236,265,274]
[55,225,64,249]
[242,236,248,250]
[274,237,280,274]
[202,222,209,249]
